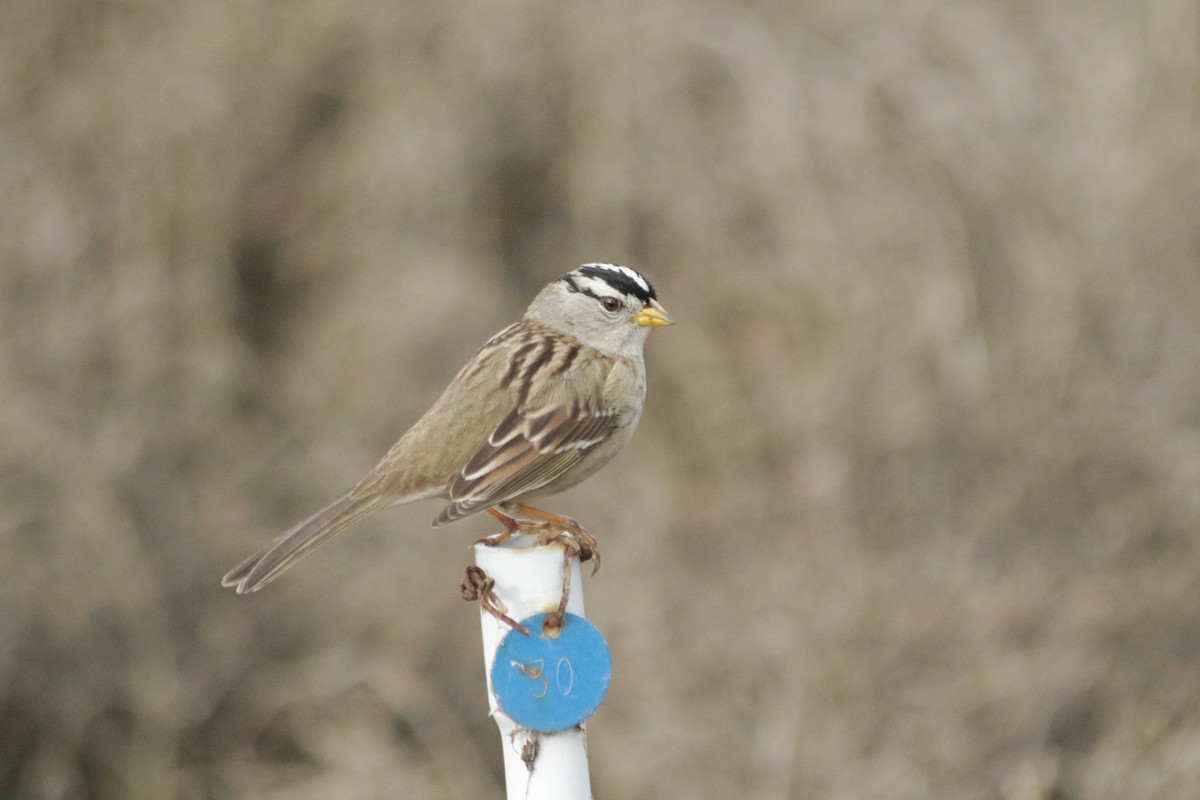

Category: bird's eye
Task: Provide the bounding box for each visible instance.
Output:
[600,296,622,312]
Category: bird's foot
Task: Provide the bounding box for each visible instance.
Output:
[481,507,600,570]
[508,504,601,574]
[484,506,601,633]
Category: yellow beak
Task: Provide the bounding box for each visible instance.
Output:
[635,299,674,327]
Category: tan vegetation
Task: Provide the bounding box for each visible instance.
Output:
[2,1,1199,797]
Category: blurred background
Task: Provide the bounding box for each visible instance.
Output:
[2,1,1199,798]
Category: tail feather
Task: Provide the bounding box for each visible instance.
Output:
[222,491,386,594]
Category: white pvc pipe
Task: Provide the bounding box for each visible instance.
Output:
[474,535,592,800]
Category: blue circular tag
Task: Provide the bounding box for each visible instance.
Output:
[490,613,612,733]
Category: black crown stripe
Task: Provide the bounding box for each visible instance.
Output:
[571,265,656,303]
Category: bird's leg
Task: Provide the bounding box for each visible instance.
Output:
[478,507,533,546]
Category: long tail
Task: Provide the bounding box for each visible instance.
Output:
[222,490,387,594]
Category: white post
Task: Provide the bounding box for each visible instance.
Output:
[473,535,593,800]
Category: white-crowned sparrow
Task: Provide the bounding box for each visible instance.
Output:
[222,263,671,594]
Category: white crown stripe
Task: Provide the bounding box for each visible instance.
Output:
[574,275,624,297]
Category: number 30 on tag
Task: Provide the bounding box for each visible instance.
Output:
[490,612,612,733]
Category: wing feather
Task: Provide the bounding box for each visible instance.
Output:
[433,399,621,525]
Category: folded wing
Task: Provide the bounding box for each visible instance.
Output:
[433,399,619,524]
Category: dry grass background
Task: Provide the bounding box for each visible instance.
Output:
[2,1,1199,798]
